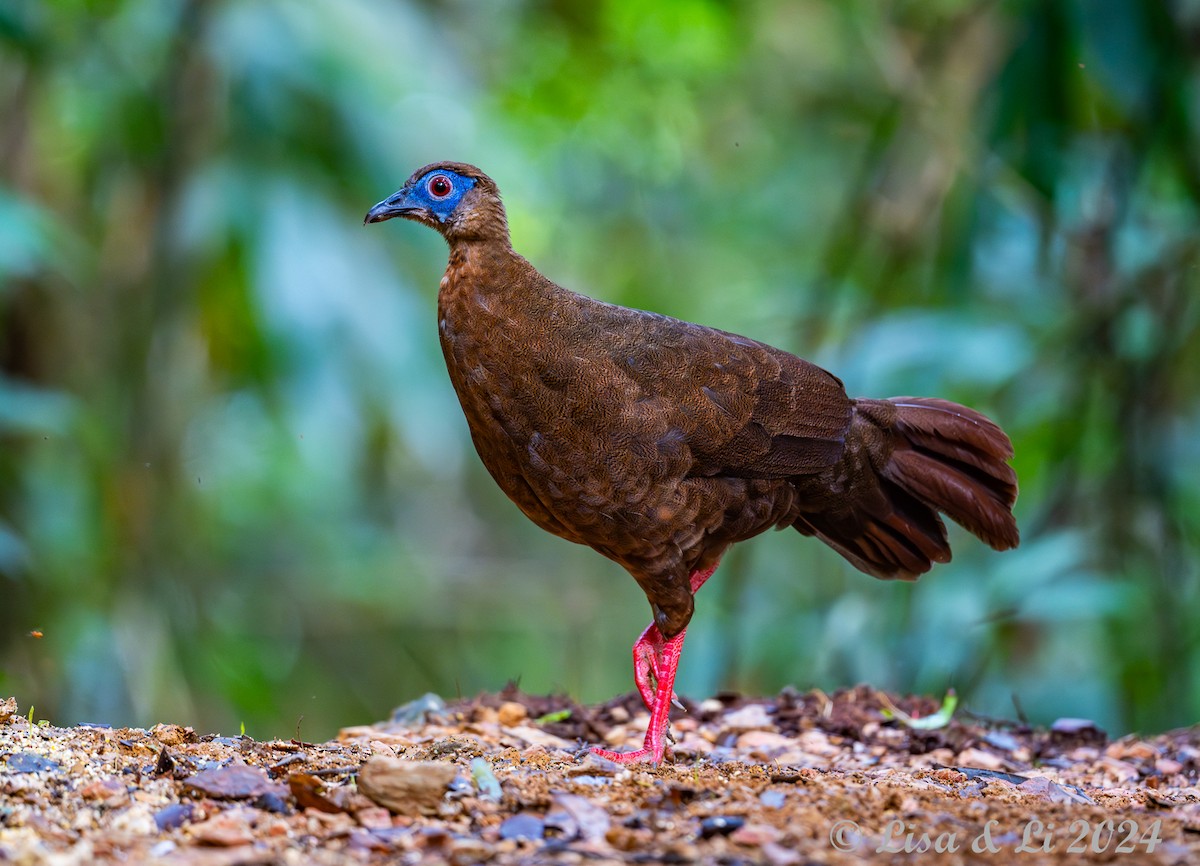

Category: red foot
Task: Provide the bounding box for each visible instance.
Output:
[590,564,720,765]
[632,624,665,711]
[591,629,687,764]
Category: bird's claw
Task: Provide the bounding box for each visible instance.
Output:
[589,746,661,765]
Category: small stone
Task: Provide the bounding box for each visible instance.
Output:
[358,758,457,816]
[499,813,545,841]
[356,806,393,830]
[504,725,572,749]
[983,731,1021,752]
[254,792,291,814]
[699,815,744,838]
[547,793,610,843]
[150,723,193,746]
[729,821,780,846]
[758,790,786,809]
[603,725,630,746]
[932,768,967,784]
[497,702,527,727]
[664,841,699,861]
[154,803,194,831]
[288,772,344,814]
[5,752,60,774]
[1106,739,1158,761]
[1098,756,1140,783]
[1156,758,1183,776]
[450,836,493,865]
[390,692,447,728]
[763,841,802,865]
[956,747,1004,771]
[80,777,127,808]
[191,812,253,847]
[720,704,775,732]
[148,841,176,858]
[1051,717,1101,735]
[736,730,792,753]
[1017,776,1074,803]
[566,753,624,777]
[796,730,840,756]
[773,750,820,766]
[184,764,287,800]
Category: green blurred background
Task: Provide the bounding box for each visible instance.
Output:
[1,0,1198,742]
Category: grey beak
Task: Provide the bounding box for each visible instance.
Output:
[364,189,416,225]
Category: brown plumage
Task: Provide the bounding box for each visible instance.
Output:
[366,162,1019,763]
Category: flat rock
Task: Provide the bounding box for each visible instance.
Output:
[357,757,456,816]
[183,764,286,800]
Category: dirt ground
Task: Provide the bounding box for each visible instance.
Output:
[1,687,1198,865]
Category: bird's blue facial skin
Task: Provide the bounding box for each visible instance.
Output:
[409,170,476,223]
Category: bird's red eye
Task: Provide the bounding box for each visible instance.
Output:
[428,175,453,198]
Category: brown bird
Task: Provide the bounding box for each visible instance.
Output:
[365,162,1019,764]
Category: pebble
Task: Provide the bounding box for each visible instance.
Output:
[5,753,60,774]
[699,815,745,838]
[498,812,544,841]
[148,840,176,858]
[150,724,192,746]
[497,702,527,727]
[355,806,394,830]
[567,753,624,777]
[190,811,254,847]
[720,704,775,732]
[763,840,803,865]
[758,790,786,809]
[1156,758,1184,775]
[358,757,457,816]
[390,692,447,727]
[80,777,128,808]
[184,764,287,800]
[955,747,1005,771]
[730,821,782,846]
[1107,739,1159,761]
[736,730,792,753]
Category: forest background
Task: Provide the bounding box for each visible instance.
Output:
[1,0,1197,743]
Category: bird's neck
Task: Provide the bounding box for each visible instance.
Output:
[446,238,511,273]
[441,239,552,309]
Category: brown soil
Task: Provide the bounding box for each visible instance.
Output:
[1,687,1198,864]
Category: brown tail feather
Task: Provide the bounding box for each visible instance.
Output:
[793,396,1018,580]
[884,397,1019,550]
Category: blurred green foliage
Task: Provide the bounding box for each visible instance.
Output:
[1,0,1198,741]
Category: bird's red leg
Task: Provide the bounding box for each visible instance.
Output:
[631,623,664,711]
[630,563,719,710]
[593,563,720,763]
[592,628,687,764]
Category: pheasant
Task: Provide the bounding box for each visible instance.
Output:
[365,162,1019,764]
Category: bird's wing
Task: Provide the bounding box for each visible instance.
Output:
[605,308,851,480]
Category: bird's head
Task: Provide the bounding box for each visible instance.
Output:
[364,162,508,245]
